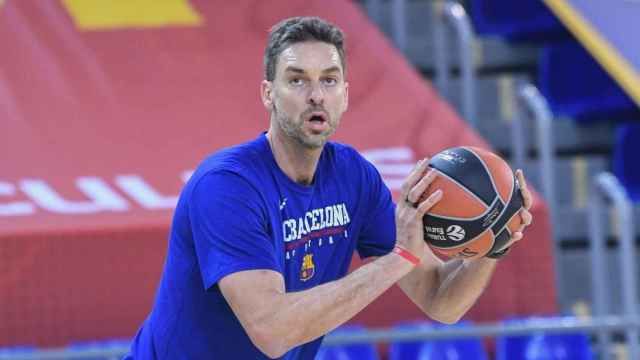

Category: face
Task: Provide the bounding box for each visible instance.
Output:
[262,41,349,149]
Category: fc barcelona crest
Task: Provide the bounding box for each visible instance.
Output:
[300,254,315,281]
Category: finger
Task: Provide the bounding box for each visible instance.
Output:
[516,169,533,210]
[401,158,430,201]
[510,231,523,242]
[407,169,437,204]
[520,208,533,227]
[416,189,443,215]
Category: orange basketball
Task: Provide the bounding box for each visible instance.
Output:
[421,147,523,259]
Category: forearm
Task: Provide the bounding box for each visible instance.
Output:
[262,252,414,356]
[399,255,498,324]
[430,257,497,322]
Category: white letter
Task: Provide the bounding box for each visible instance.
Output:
[333,204,344,226]
[0,181,35,216]
[116,175,178,209]
[342,203,351,224]
[311,209,320,231]
[318,207,325,229]
[20,177,128,214]
[325,206,333,227]
[298,217,307,237]
[289,219,297,240]
[306,212,315,232]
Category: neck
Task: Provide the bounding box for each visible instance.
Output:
[266,127,323,186]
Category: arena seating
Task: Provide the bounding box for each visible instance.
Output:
[469,0,566,40]
[0,346,37,357]
[539,42,638,121]
[315,326,380,360]
[496,318,594,360]
[388,322,488,360]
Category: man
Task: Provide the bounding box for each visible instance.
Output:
[126,16,533,359]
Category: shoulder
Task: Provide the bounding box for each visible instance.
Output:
[186,136,271,199]
[201,136,269,174]
[325,141,380,178]
[324,141,370,169]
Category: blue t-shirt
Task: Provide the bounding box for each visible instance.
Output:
[126,133,396,359]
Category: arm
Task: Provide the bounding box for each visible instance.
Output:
[397,248,498,324]
[398,169,534,323]
[219,251,413,358]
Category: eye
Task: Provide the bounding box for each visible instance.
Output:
[289,78,304,86]
[323,78,338,86]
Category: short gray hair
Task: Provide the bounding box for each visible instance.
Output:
[263,17,346,81]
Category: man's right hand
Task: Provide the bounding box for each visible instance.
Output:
[394,158,443,263]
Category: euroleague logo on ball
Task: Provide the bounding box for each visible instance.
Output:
[440,150,467,165]
[446,225,466,241]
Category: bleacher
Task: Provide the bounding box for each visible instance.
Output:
[1,0,639,359]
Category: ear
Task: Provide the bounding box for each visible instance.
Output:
[343,81,349,112]
[260,80,273,110]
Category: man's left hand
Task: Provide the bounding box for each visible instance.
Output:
[505,169,534,246]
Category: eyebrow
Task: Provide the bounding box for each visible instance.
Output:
[283,66,342,74]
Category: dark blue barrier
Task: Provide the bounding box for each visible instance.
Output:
[388,321,488,360]
[470,0,567,41]
[67,339,131,360]
[316,326,380,360]
[0,346,38,356]
[614,123,640,202]
[496,318,593,360]
[539,42,638,122]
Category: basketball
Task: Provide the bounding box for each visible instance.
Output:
[421,147,524,259]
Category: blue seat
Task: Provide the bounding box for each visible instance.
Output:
[496,318,594,360]
[315,325,379,360]
[67,338,130,360]
[389,321,488,360]
[0,346,38,355]
[539,42,638,122]
[470,0,567,41]
[613,122,640,201]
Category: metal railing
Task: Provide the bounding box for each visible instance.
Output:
[390,0,407,53]
[588,172,639,360]
[509,83,563,306]
[364,0,406,53]
[432,0,477,127]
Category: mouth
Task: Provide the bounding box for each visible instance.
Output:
[306,111,328,124]
[304,111,330,133]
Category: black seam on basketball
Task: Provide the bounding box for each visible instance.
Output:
[430,168,489,210]
[488,185,522,254]
[491,209,520,237]
[490,228,512,254]
[424,198,504,247]
[491,177,523,235]
[431,231,496,258]
[426,196,498,221]
[463,146,512,204]
[491,205,518,235]
[428,229,494,250]
[428,148,496,206]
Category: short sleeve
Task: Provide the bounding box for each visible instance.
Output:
[189,171,281,290]
[356,158,397,259]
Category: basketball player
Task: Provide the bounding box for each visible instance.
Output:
[125,16,533,359]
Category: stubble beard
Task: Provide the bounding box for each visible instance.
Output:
[272,103,336,150]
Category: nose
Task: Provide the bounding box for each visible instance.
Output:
[307,83,324,106]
